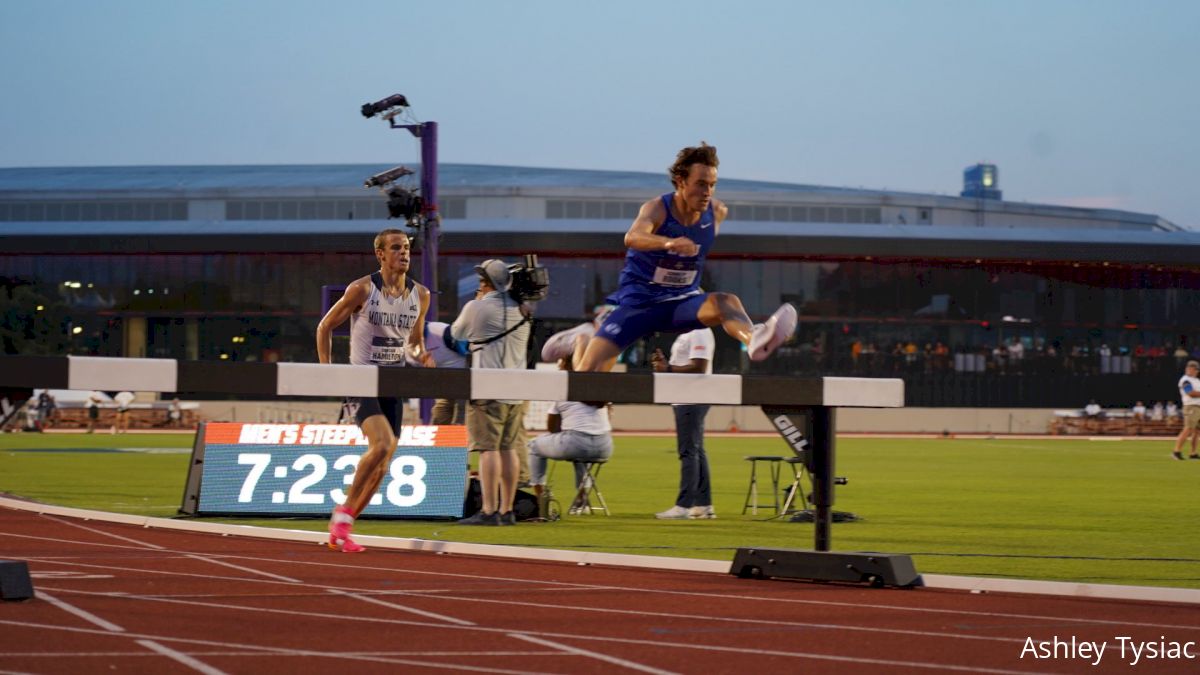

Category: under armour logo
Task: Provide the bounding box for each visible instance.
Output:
[603,324,621,335]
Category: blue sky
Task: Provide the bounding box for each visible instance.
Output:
[2,1,1197,228]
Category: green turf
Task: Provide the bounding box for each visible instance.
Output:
[2,431,1198,588]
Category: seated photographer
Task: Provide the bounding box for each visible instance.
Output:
[541,304,616,363]
[528,333,613,504]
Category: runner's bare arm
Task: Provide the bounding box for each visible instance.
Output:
[316,278,369,364]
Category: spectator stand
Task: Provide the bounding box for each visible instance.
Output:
[1049,407,1182,436]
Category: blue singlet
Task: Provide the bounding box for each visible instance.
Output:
[596,194,717,350]
[605,193,716,307]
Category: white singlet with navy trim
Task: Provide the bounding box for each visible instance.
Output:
[349,274,420,366]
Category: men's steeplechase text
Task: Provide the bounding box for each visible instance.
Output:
[1020,635,1197,667]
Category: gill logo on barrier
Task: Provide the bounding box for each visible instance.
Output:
[772,414,809,456]
[236,424,438,446]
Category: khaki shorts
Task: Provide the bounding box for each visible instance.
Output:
[1185,405,1200,430]
[466,400,524,452]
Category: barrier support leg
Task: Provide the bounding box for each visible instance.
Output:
[809,406,835,552]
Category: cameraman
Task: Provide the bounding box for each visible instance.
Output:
[451,259,532,526]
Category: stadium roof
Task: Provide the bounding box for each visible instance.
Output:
[2,218,1198,267]
[0,163,864,195]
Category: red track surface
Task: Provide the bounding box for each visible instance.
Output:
[2,506,1198,674]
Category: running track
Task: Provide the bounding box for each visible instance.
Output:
[1,504,1198,674]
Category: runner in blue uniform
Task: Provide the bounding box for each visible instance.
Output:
[577,142,796,372]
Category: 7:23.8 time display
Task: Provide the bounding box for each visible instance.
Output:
[188,423,468,518]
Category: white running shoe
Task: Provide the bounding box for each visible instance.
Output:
[541,322,595,362]
[748,303,798,362]
[655,505,691,520]
[688,505,716,519]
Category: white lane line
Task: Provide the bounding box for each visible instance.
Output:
[37,590,126,632]
[98,548,1200,631]
[183,554,302,583]
[67,584,1028,659]
[37,590,226,674]
[0,613,1043,674]
[0,619,551,674]
[394,591,1018,644]
[6,497,1197,607]
[24,556,308,588]
[510,633,678,675]
[25,551,1200,635]
[0,650,558,658]
[46,580,1014,646]
[4,531,163,551]
[326,588,476,626]
[10,527,1193,638]
[41,513,167,550]
[37,523,309,584]
[136,640,229,675]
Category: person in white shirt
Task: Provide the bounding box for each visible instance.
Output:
[85,391,104,433]
[527,333,613,506]
[424,321,469,425]
[1132,400,1146,420]
[1007,337,1024,363]
[653,327,717,520]
[114,391,135,433]
[1173,360,1200,460]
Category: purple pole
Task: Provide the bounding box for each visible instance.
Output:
[420,121,439,321]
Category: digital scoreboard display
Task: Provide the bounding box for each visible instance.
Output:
[181,422,469,519]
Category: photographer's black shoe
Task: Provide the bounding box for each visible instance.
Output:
[457,511,499,526]
[1171,451,1184,461]
[498,511,516,526]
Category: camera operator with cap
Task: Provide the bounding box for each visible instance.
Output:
[452,259,532,525]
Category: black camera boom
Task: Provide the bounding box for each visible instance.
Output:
[364,166,414,188]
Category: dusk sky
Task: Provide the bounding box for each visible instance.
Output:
[2,1,1197,228]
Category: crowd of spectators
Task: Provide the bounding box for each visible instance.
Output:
[777,336,1200,377]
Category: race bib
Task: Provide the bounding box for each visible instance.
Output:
[370,336,406,365]
[652,259,698,287]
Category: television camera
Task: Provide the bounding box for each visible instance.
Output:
[361,94,409,120]
[506,254,550,304]
[363,165,423,224]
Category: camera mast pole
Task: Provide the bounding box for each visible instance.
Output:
[392,120,439,320]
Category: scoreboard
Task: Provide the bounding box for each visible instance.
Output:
[180,422,468,519]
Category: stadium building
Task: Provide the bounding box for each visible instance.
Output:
[2,162,1198,409]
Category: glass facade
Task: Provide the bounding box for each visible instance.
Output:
[4,253,1196,376]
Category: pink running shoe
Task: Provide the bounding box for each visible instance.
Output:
[328,505,365,553]
[748,304,798,362]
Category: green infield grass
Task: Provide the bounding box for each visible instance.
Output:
[2,431,1197,588]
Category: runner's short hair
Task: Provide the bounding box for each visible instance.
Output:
[668,142,719,187]
[374,228,409,250]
